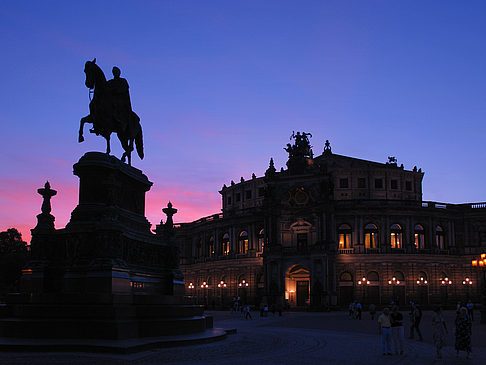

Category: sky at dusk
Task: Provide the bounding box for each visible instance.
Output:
[1,1,485,242]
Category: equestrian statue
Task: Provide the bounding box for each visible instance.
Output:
[78,58,144,165]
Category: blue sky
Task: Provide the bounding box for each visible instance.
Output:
[1,1,485,241]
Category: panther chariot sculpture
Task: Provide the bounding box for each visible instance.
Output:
[78,58,144,166]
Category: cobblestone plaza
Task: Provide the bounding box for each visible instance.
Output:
[1,310,484,364]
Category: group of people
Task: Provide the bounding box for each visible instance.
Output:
[230,297,252,319]
[376,301,473,359]
[347,300,363,320]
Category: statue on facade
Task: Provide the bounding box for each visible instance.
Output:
[78,59,144,166]
[285,131,315,174]
[286,131,313,159]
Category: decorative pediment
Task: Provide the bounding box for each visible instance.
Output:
[290,218,312,233]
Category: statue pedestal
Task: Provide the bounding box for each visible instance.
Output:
[0,153,222,351]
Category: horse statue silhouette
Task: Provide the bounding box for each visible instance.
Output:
[78,58,144,165]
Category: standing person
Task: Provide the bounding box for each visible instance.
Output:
[356,301,362,320]
[409,303,423,341]
[466,300,474,321]
[369,303,376,320]
[348,302,354,319]
[455,307,472,359]
[378,307,392,356]
[390,306,404,355]
[432,307,447,359]
[245,304,252,320]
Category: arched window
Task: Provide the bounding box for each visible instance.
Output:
[436,225,445,250]
[338,224,352,249]
[417,271,428,284]
[257,228,265,252]
[222,233,230,256]
[364,223,379,249]
[390,224,402,249]
[238,231,248,254]
[367,271,380,282]
[414,224,425,249]
[340,272,353,282]
[392,271,405,283]
[208,236,214,257]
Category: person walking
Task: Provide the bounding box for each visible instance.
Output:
[455,307,472,359]
[409,303,423,341]
[378,307,392,355]
[369,303,376,320]
[466,300,474,321]
[432,307,447,359]
[244,304,252,320]
[356,301,362,320]
[390,306,404,355]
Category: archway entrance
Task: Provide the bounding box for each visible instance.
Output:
[285,265,310,308]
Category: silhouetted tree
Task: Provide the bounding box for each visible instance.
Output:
[0,228,28,295]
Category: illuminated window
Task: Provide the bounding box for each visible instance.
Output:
[257,228,265,252]
[222,233,230,255]
[238,231,249,254]
[364,223,378,249]
[338,224,352,249]
[390,224,402,249]
[414,224,425,249]
[436,225,445,250]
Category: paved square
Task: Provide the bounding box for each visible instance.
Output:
[0,310,484,364]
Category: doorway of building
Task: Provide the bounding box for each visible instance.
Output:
[285,264,310,308]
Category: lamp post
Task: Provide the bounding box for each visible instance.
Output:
[238,279,249,305]
[200,281,209,307]
[218,280,227,308]
[440,277,453,307]
[471,253,486,324]
[187,282,195,303]
[357,276,370,304]
[416,276,428,305]
[387,276,402,305]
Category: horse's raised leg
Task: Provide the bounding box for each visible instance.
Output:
[105,135,111,155]
[79,115,91,142]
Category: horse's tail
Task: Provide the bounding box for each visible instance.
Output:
[135,125,144,160]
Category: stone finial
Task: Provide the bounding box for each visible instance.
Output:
[323,139,332,154]
[38,181,57,215]
[34,181,57,232]
[252,173,256,179]
[265,157,276,177]
[162,201,178,230]
[231,180,235,186]
[240,177,245,183]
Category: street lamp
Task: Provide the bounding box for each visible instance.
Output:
[218,280,227,308]
[357,276,370,304]
[471,252,486,324]
[200,281,209,307]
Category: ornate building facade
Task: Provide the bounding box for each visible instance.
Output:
[177,134,486,309]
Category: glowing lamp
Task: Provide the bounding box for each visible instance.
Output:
[416,280,420,284]
[388,280,392,285]
[481,253,486,259]
[358,280,362,285]
[472,260,478,266]
[479,261,485,267]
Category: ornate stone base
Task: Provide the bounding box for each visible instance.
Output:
[0,152,215,349]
